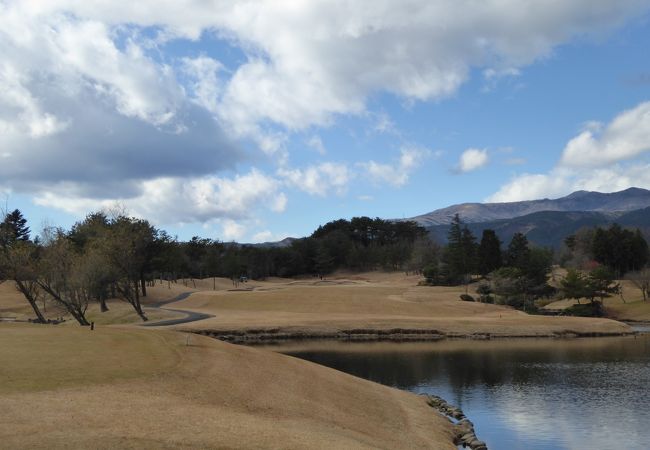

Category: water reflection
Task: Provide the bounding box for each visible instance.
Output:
[267,336,650,450]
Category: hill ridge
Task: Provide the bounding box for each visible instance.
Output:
[408,187,650,227]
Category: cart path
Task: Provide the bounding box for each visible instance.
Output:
[142,292,214,327]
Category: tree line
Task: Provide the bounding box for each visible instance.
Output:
[421,214,554,311]
[0,211,435,325]
[2,208,648,325]
[423,215,650,314]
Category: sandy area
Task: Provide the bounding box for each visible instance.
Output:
[0,324,455,449]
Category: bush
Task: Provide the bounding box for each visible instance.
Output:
[459,294,475,302]
[476,282,493,303]
[564,302,604,317]
[495,295,524,309]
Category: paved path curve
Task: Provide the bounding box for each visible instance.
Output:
[142,292,214,327]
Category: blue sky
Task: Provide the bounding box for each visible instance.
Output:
[1,1,650,242]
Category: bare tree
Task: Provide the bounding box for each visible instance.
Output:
[0,241,48,323]
[0,208,47,323]
[626,268,650,302]
[69,212,113,311]
[36,228,91,326]
[99,216,155,321]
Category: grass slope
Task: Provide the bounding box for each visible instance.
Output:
[0,324,454,449]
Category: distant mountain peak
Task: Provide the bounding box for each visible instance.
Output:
[564,190,591,199]
[407,187,650,227]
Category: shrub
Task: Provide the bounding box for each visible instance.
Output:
[564,302,604,317]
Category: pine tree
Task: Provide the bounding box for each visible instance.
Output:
[460,226,478,276]
[442,214,464,284]
[1,209,30,243]
[506,232,530,270]
[560,269,589,305]
[592,224,649,276]
[442,215,477,286]
[478,229,502,275]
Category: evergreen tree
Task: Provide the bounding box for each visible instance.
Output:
[442,214,464,284]
[506,232,530,270]
[460,226,478,275]
[1,209,30,243]
[442,215,477,285]
[560,269,589,304]
[587,266,619,304]
[592,224,649,276]
[478,229,502,275]
[314,243,335,276]
[629,229,649,272]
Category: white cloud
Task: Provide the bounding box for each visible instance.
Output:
[32,169,287,225]
[488,170,571,202]
[250,230,290,243]
[482,67,522,91]
[52,18,184,127]
[306,135,326,155]
[182,55,224,115]
[251,230,274,243]
[278,162,351,196]
[505,157,527,166]
[458,148,489,173]
[490,100,650,202]
[2,1,650,224]
[373,112,397,135]
[0,4,241,195]
[5,1,648,149]
[0,64,69,138]
[560,101,650,167]
[210,0,649,140]
[222,219,246,241]
[361,146,429,187]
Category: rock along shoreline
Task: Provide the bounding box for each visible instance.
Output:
[426,395,488,450]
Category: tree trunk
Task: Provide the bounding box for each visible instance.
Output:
[15,280,47,324]
[140,275,147,297]
[27,298,47,323]
[37,282,90,326]
[68,307,90,326]
[133,280,148,321]
[99,293,109,312]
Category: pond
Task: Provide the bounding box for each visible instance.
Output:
[266,332,650,450]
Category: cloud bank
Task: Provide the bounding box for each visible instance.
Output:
[1,0,648,227]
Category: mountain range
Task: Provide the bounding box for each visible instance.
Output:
[406,187,650,248]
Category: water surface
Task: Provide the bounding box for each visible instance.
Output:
[268,334,650,450]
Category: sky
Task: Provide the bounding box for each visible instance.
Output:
[1,1,650,243]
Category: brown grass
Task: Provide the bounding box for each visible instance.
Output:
[0,324,180,394]
[545,279,650,322]
[0,281,183,325]
[0,324,455,449]
[1,272,636,333]
[144,273,632,336]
